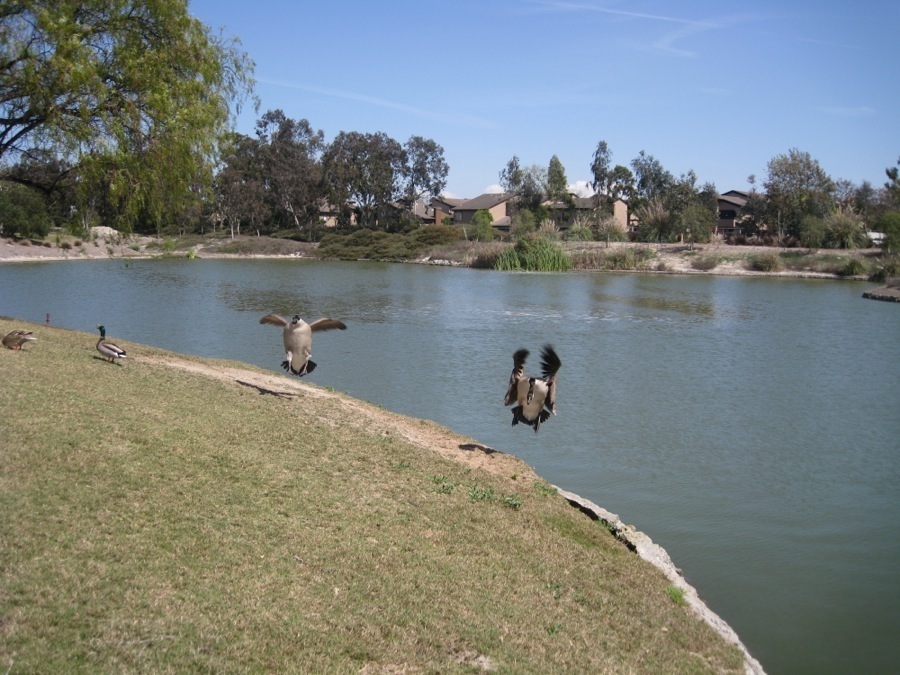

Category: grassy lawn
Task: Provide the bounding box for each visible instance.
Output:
[1,318,744,673]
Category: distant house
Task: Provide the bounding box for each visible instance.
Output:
[717,190,750,237]
[453,192,631,235]
[430,196,466,226]
[547,195,631,233]
[452,193,514,232]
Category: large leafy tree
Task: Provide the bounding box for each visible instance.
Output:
[630,150,673,203]
[0,181,51,237]
[0,0,255,232]
[763,148,835,240]
[589,140,634,211]
[322,131,406,229]
[402,135,448,206]
[214,133,269,237]
[255,110,324,236]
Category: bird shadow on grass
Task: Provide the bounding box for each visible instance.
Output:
[236,379,297,399]
[92,356,124,366]
[459,442,498,456]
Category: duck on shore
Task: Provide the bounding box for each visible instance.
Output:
[96,325,127,364]
[3,330,37,351]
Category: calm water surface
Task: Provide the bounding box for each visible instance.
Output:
[2,258,898,674]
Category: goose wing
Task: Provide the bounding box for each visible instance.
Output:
[309,318,347,332]
[504,348,529,406]
[259,314,289,327]
[539,345,561,414]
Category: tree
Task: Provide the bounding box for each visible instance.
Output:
[678,203,716,249]
[875,211,900,254]
[322,131,406,229]
[606,165,635,205]
[471,209,494,241]
[255,110,324,237]
[885,157,900,209]
[214,133,269,238]
[546,155,569,203]
[546,155,572,227]
[590,141,634,212]
[590,141,612,197]
[630,151,673,203]
[762,149,835,241]
[499,156,524,194]
[0,0,255,232]
[402,135,448,206]
[0,182,51,238]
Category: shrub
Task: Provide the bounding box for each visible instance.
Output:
[603,247,655,270]
[868,256,900,283]
[469,210,495,242]
[410,225,464,247]
[494,235,571,272]
[690,255,720,271]
[823,209,868,249]
[0,183,52,239]
[746,252,782,272]
[562,223,594,241]
[837,257,867,277]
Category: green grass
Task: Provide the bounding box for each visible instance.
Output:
[1,318,745,673]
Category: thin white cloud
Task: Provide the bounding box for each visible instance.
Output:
[483,184,504,194]
[524,1,762,58]
[524,1,714,27]
[258,77,496,129]
[819,106,876,117]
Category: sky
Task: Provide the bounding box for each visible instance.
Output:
[188,0,899,200]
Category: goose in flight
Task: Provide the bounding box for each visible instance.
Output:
[503,344,561,433]
[259,314,346,377]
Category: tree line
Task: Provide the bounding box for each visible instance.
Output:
[493,144,900,251]
[1,2,898,253]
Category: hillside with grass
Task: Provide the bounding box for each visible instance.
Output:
[1,318,755,673]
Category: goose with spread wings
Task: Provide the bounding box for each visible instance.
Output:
[503,345,561,433]
[259,314,346,377]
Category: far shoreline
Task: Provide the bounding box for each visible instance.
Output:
[0,233,892,286]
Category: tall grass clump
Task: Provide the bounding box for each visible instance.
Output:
[604,247,655,270]
[494,235,572,272]
[867,255,900,283]
[746,252,782,272]
[690,255,720,271]
[837,257,868,277]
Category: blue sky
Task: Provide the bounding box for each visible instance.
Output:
[189,0,898,199]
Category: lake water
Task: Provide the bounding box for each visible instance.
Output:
[2,258,898,674]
